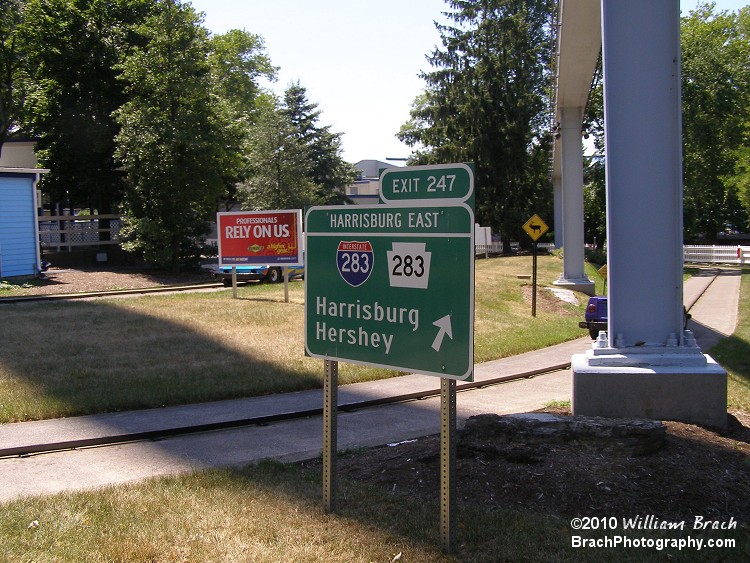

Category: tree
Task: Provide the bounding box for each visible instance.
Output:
[114,0,232,269]
[206,28,277,206]
[207,28,276,120]
[237,98,318,211]
[0,0,26,158]
[398,0,554,249]
[19,0,152,212]
[582,64,606,247]
[281,82,355,205]
[681,2,750,241]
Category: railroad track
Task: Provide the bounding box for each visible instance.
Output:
[0,270,722,458]
[0,281,225,304]
[0,361,571,459]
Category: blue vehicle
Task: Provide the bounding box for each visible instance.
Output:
[579,296,608,339]
[580,296,691,339]
[205,263,304,286]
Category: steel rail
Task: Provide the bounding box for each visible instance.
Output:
[0,362,571,459]
[0,282,225,304]
[0,269,724,457]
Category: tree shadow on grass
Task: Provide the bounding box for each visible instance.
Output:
[709,331,750,405]
[0,297,319,422]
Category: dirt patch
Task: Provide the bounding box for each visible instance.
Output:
[522,284,581,315]
[303,407,750,524]
[0,267,215,297]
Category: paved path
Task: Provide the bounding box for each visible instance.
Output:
[0,270,740,503]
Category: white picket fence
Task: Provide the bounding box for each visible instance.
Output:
[683,245,749,265]
[473,244,749,264]
[474,242,555,256]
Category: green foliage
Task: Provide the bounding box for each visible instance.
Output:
[207,28,276,120]
[19,0,152,211]
[281,82,356,205]
[681,2,750,241]
[238,82,356,210]
[0,0,26,154]
[398,0,554,248]
[238,99,319,210]
[583,155,606,246]
[114,0,231,269]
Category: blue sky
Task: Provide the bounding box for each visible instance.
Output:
[189,0,748,164]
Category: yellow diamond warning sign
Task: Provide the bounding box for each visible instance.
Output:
[522,214,549,242]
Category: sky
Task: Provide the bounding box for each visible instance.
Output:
[188,0,749,165]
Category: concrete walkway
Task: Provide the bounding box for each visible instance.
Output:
[0,269,740,503]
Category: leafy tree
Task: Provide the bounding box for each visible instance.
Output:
[19,0,152,212]
[206,29,277,206]
[238,98,318,211]
[281,82,355,205]
[114,0,231,269]
[582,64,606,247]
[398,0,554,249]
[207,28,276,120]
[681,2,750,240]
[0,0,26,157]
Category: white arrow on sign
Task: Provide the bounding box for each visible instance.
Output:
[431,315,453,352]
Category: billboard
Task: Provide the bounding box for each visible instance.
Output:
[217,210,302,266]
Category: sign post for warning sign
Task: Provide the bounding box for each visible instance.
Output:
[522,213,549,317]
[306,162,474,554]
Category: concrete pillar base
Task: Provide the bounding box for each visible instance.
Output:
[572,345,728,428]
[553,276,596,296]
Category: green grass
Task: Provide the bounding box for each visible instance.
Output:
[1,460,746,562]
[707,269,750,411]
[0,255,588,423]
[1,259,749,561]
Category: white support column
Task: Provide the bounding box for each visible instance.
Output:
[571,0,726,428]
[554,106,594,295]
[602,0,683,347]
[553,175,563,249]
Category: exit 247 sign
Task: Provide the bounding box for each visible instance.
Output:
[304,204,474,380]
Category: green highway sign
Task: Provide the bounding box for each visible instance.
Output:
[379,163,474,204]
[304,204,475,380]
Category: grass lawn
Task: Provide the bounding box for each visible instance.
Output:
[0,254,591,423]
[2,260,746,562]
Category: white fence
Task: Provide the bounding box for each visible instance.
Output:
[474,242,555,256]
[683,245,749,265]
[39,215,122,251]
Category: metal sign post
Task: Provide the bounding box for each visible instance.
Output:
[283,266,289,303]
[322,359,338,513]
[440,377,457,553]
[532,242,538,317]
[522,214,549,318]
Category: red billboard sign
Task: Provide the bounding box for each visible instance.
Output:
[217,210,303,266]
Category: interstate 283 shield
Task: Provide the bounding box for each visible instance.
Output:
[336,241,374,287]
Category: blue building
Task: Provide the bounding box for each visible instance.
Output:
[0,169,46,279]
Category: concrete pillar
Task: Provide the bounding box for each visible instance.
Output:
[571,0,726,428]
[554,106,594,295]
[553,176,563,248]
